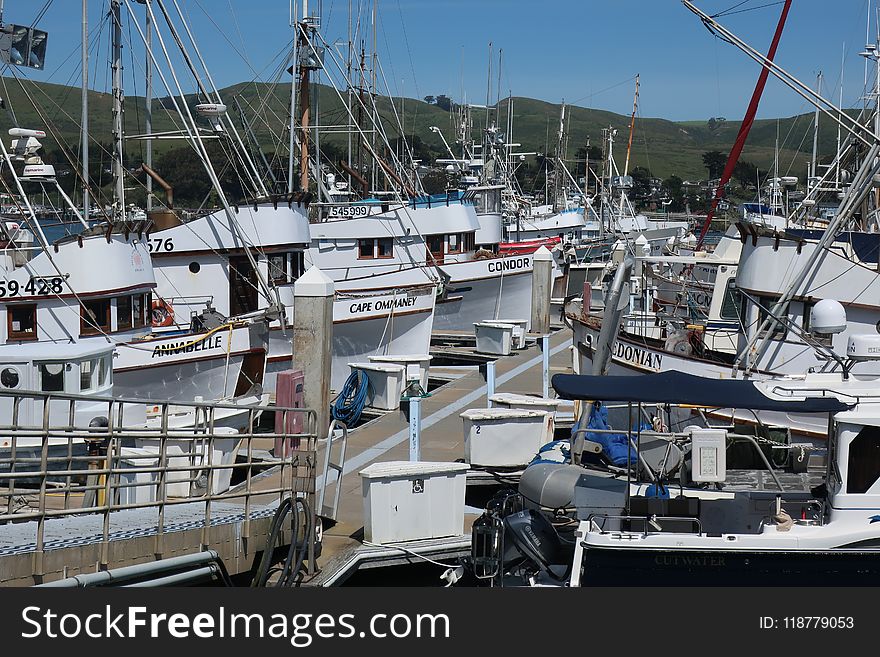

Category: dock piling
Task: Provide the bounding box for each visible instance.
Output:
[293,266,335,438]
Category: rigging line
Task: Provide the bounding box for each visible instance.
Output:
[29,0,54,28]
[710,0,750,17]
[569,75,637,107]
[6,70,112,224]
[127,2,280,305]
[715,1,785,18]
[192,0,271,81]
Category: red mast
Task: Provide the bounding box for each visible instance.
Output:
[694,0,793,249]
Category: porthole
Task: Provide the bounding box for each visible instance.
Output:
[189,261,201,274]
[0,367,19,388]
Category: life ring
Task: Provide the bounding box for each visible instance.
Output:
[151,299,174,327]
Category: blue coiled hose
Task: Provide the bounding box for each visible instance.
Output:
[331,369,370,426]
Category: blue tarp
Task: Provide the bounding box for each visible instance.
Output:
[573,402,639,467]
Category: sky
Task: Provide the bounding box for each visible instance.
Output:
[9,0,880,121]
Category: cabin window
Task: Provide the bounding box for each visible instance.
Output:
[291,252,304,279]
[80,359,96,392]
[376,238,393,259]
[358,239,374,259]
[132,293,148,329]
[427,235,445,264]
[269,254,288,284]
[117,295,133,331]
[719,281,743,321]
[464,232,476,251]
[847,426,880,494]
[7,304,37,340]
[81,298,111,336]
[99,353,112,387]
[38,362,65,393]
[229,255,259,316]
[357,240,393,260]
[448,233,462,254]
[757,296,786,340]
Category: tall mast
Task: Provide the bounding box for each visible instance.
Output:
[298,0,311,192]
[81,0,89,221]
[145,0,153,211]
[835,44,844,191]
[623,73,639,177]
[111,0,125,219]
[809,71,821,198]
[485,41,492,133]
[287,0,298,194]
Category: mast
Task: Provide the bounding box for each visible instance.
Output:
[298,0,311,192]
[692,0,793,249]
[809,71,821,201]
[111,0,125,220]
[81,0,89,221]
[623,73,639,177]
[287,0,298,194]
[145,0,153,211]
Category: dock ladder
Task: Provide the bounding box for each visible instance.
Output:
[318,419,349,522]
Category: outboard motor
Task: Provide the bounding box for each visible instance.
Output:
[469,489,523,585]
[502,509,575,582]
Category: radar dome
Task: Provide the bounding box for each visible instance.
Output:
[810,299,847,335]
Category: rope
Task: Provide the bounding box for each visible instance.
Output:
[331,369,370,426]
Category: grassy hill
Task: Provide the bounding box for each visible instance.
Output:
[0,76,845,189]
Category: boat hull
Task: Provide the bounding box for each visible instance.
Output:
[580,545,880,586]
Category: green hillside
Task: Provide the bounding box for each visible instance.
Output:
[0,76,844,196]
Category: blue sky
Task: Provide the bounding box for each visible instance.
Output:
[10,0,880,121]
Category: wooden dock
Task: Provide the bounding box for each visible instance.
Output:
[302,328,574,586]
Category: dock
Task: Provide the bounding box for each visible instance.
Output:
[303,327,574,586]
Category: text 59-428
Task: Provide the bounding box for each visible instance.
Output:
[0,277,64,298]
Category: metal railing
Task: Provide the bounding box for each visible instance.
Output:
[0,387,318,578]
[587,513,703,536]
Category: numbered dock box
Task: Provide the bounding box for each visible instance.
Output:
[474,322,515,356]
[460,408,554,468]
[359,461,470,544]
[489,392,565,417]
[486,319,529,349]
[348,362,406,411]
[116,447,160,505]
[368,354,432,392]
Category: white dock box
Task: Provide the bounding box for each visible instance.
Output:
[474,322,514,356]
[368,354,432,391]
[487,319,528,349]
[359,461,470,544]
[460,408,554,468]
[489,392,565,416]
[134,427,241,496]
[117,447,159,505]
[348,362,406,410]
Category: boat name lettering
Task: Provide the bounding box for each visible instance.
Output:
[349,296,418,314]
[613,341,663,370]
[0,276,64,298]
[151,335,223,358]
[488,257,530,273]
[653,554,726,567]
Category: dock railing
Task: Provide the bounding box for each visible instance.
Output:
[0,387,318,579]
